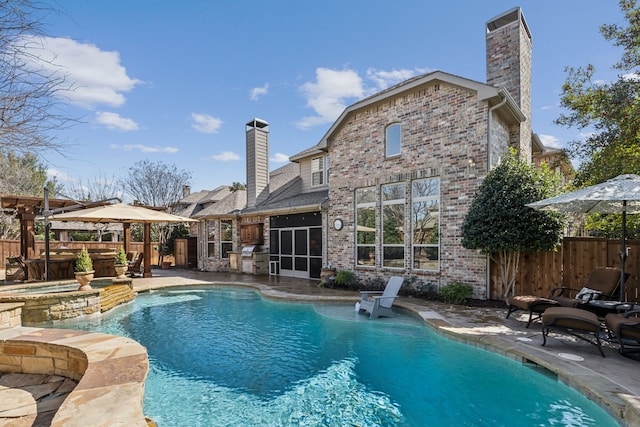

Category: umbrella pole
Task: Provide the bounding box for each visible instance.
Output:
[620,200,628,302]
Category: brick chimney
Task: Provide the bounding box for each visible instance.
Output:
[486,7,532,162]
[182,185,191,198]
[246,118,269,208]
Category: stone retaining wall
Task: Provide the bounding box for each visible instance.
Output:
[0,289,102,323]
[0,303,23,328]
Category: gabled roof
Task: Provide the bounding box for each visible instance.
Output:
[192,162,325,218]
[173,186,231,217]
[290,70,524,161]
[242,176,328,215]
[193,190,246,218]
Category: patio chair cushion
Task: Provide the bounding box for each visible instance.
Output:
[605,312,640,342]
[506,295,559,327]
[542,307,600,332]
[542,307,605,357]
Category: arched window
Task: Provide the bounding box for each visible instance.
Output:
[385,123,401,157]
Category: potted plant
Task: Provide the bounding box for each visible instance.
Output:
[74,248,94,290]
[114,247,128,279]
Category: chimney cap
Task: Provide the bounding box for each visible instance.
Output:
[246,118,269,129]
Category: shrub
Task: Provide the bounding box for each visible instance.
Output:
[361,276,387,291]
[404,276,439,300]
[75,249,93,272]
[334,270,357,289]
[416,282,439,300]
[440,282,474,305]
[115,247,128,266]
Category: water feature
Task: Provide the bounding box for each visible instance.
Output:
[52,287,618,426]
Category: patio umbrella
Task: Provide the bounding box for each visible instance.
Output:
[527,174,640,301]
[49,203,197,223]
[50,203,197,278]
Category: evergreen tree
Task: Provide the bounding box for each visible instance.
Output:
[462,150,563,300]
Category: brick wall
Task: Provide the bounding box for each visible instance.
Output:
[327,82,511,299]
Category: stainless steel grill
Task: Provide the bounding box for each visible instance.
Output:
[241,245,261,257]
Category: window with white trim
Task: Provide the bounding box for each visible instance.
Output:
[382,182,405,268]
[207,220,216,257]
[412,178,440,270]
[355,187,376,266]
[385,123,401,157]
[220,219,233,259]
[311,156,325,186]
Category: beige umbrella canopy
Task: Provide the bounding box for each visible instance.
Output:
[49,203,197,223]
[50,203,197,278]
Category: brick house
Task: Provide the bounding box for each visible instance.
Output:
[185,8,554,297]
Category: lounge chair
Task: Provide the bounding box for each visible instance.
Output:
[604,305,640,359]
[127,252,143,278]
[506,295,559,328]
[550,267,624,307]
[358,276,403,319]
[541,306,605,357]
[506,267,624,327]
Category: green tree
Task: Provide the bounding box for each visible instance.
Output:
[555,0,640,238]
[0,151,62,239]
[462,150,564,300]
[229,182,246,192]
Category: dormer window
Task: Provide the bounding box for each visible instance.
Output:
[311,156,325,186]
[386,123,402,157]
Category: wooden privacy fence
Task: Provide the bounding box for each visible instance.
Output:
[491,237,640,303]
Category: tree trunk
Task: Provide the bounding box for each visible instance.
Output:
[493,250,521,301]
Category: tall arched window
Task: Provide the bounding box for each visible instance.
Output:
[385,123,401,157]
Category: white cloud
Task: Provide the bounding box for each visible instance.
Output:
[47,168,74,183]
[296,68,364,129]
[109,144,178,153]
[270,153,289,163]
[296,66,429,129]
[250,83,269,101]
[23,36,141,108]
[191,113,223,134]
[538,134,564,149]
[95,112,139,131]
[366,68,422,91]
[210,151,240,161]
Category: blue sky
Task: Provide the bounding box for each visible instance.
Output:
[34,0,625,194]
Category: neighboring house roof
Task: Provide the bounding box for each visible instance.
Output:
[291,70,524,161]
[173,186,231,217]
[242,176,328,215]
[193,190,246,218]
[192,163,324,218]
[49,221,123,233]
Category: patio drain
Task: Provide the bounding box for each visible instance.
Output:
[558,353,584,362]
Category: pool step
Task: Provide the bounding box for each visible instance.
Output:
[100,284,136,312]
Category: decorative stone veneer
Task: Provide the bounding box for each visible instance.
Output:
[0,280,135,324]
[0,303,23,328]
[0,289,102,324]
[327,83,512,299]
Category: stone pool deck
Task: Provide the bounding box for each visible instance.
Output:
[1,268,640,426]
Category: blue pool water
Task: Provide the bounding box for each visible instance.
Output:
[53,287,618,426]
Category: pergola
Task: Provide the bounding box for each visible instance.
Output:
[49,203,197,278]
[1,195,196,279]
[0,195,87,259]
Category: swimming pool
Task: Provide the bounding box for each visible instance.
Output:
[53,287,618,426]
